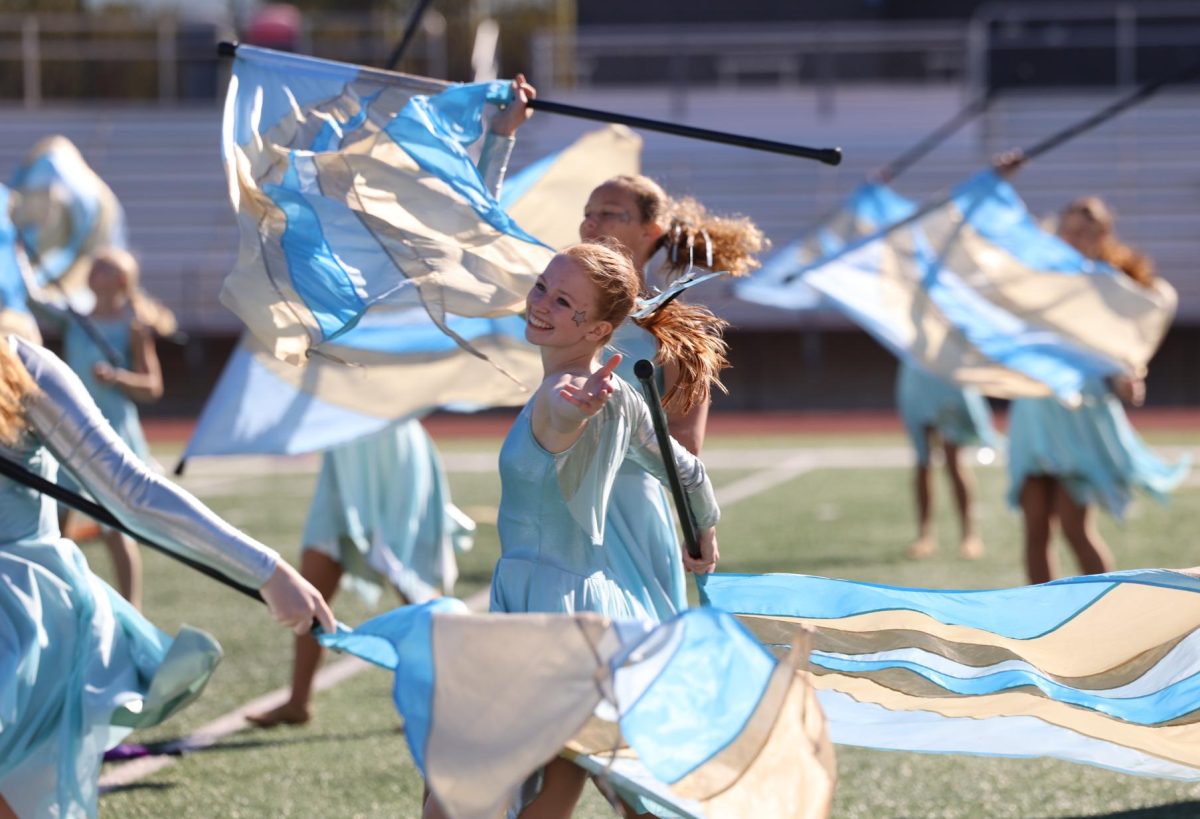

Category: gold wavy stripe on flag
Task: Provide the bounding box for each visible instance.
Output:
[730,580,1200,679]
[817,673,1200,770]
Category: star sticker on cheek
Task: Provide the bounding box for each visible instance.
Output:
[572,310,587,326]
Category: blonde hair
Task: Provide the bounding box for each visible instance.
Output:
[1062,196,1156,287]
[602,174,766,279]
[562,242,729,414]
[0,341,35,448]
[93,247,178,337]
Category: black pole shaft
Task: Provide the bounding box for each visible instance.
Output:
[385,0,436,71]
[877,92,992,182]
[633,359,701,560]
[216,41,841,166]
[0,455,263,603]
[1021,60,1200,163]
[528,99,842,166]
[783,61,1200,285]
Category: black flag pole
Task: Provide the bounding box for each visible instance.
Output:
[216,41,841,165]
[0,454,264,603]
[633,359,701,560]
[385,0,436,71]
[874,91,993,183]
[782,60,1200,284]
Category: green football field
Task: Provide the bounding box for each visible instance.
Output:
[95,430,1200,818]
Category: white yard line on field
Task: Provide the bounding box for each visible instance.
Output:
[99,655,369,790]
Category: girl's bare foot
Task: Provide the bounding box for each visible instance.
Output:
[905,536,936,560]
[959,536,985,560]
[246,701,311,728]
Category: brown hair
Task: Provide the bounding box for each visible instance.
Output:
[1062,197,1156,287]
[603,174,766,279]
[0,341,35,447]
[562,242,729,414]
[94,248,179,337]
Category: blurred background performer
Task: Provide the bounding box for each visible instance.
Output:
[897,359,997,561]
[1006,190,1190,583]
[23,247,174,610]
[248,74,536,729]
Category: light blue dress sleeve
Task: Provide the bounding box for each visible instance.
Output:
[551,379,719,545]
[13,335,280,588]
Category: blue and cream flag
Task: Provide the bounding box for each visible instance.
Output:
[0,186,40,343]
[220,45,555,367]
[737,173,1176,405]
[321,601,835,819]
[187,117,641,459]
[702,569,1200,780]
[8,135,127,302]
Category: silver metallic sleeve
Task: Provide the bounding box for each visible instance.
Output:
[476,130,516,199]
[12,336,280,588]
[623,385,721,530]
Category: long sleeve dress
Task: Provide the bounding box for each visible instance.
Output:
[0,335,280,818]
[490,375,719,619]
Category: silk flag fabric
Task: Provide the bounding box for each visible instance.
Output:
[0,186,40,343]
[737,173,1176,405]
[500,124,642,250]
[183,126,641,459]
[701,569,1200,780]
[8,135,127,304]
[320,601,836,819]
[220,45,554,368]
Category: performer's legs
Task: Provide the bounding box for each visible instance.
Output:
[906,429,936,559]
[100,528,142,610]
[943,442,983,560]
[248,549,342,727]
[1054,486,1115,576]
[518,758,588,819]
[1020,476,1057,584]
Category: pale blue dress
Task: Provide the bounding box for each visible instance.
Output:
[1007,381,1191,519]
[603,322,688,621]
[303,419,471,605]
[63,314,150,464]
[489,376,719,620]
[896,360,1000,465]
[1,337,283,819]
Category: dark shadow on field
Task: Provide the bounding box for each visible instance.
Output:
[199,727,400,754]
[1059,803,1200,818]
[100,782,176,796]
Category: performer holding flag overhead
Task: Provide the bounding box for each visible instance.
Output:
[0,334,333,819]
[997,157,1189,582]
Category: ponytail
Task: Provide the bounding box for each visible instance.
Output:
[1100,238,1156,288]
[657,196,766,281]
[0,340,35,447]
[634,299,729,414]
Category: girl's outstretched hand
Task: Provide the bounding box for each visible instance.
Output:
[559,354,621,419]
[683,527,719,574]
[261,561,337,635]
